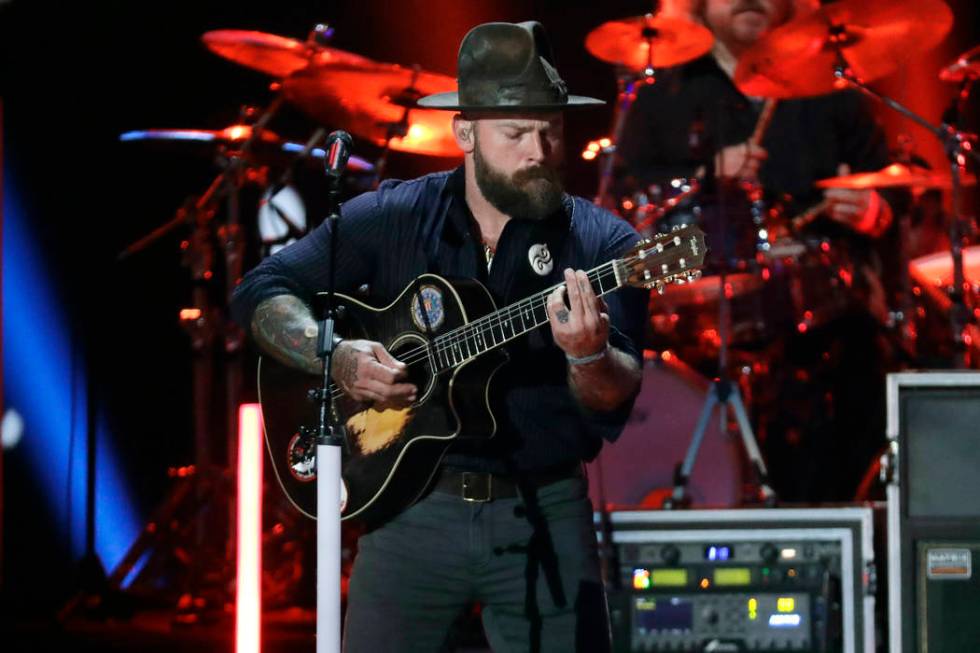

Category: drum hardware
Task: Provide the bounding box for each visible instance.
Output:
[112,98,292,617]
[815,163,977,191]
[940,44,980,84]
[585,10,714,208]
[202,26,374,79]
[733,0,977,366]
[203,28,458,158]
[733,0,954,99]
[280,60,458,158]
[663,165,776,510]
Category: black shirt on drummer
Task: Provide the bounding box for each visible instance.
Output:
[617,54,893,225]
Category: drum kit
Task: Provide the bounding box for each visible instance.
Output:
[583,0,979,506]
[115,24,469,611]
[117,3,976,497]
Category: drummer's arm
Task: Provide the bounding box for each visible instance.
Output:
[826,92,896,238]
[824,182,894,238]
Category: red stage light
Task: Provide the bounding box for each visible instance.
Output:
[237,403,263,653]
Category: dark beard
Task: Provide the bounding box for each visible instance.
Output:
[473,143,564,221]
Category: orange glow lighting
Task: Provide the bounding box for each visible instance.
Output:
[179,308,202,321]
[587,142,601,153]
[598,138,612,148]
[223,125,251,141]
[582,150,597,161]
[236,403,263,653]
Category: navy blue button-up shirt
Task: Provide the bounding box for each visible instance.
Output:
[232,167,648,473]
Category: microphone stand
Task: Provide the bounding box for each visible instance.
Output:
[314,156,349,653]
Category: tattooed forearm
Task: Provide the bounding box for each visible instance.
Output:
[251,295,322,375]
[568,346,641,411]
[333,343,359,391]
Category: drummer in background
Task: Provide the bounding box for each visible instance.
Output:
[617,0,898,503]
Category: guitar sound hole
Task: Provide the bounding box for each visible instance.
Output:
[389,334,436,405]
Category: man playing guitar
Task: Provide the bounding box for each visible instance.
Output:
[232,21,649,652]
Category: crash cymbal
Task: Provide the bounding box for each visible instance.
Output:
[735,0,953,98]
[940,44,980,83]
[585,13,714,70]
[815,163,976,190]
[202,29,373,77]
[119,126,374,172]
[282,63,459,157]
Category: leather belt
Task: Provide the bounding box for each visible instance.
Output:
[432,463,582,502]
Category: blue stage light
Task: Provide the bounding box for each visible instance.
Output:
[3,164,140,572]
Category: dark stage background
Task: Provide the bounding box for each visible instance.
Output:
[1,0,977,622]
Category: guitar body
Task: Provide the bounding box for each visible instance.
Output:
[259,274,507,528]
[258,225,707,528]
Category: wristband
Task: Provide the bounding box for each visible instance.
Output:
[566,344,609,366]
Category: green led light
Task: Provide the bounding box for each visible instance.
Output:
[714,567,752,586]
[651,569,689,586]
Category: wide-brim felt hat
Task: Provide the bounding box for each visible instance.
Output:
[418,21,604,111]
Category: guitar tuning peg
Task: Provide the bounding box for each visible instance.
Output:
[655,282,666,294]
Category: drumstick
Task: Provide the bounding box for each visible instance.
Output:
[749,98,778,147]
[790,198,831,231]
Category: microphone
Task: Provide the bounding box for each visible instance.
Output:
[324,130,353,179]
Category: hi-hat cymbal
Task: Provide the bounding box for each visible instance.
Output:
[586,13,714,70]
[282,64,459,157]
[119,126,375,172]
[814,163,976,190]
[202,29,374,77]
[940,44,980,83]
[735,0,953,99]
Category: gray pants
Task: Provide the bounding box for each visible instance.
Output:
[344,475,611,652]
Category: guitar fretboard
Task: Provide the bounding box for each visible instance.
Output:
[428,259,623,372]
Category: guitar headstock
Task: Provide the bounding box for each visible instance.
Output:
[619,224,707,292]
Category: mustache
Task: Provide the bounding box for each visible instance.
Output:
[733,0,767,14]
[512,165,561,185]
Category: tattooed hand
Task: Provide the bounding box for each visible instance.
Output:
[546,268,609,360]
[332,340,417,407]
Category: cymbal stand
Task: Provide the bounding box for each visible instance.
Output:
[111,98,284,610]
[372,66,422,189]
[829,47,980,367]
[665,129,776,508]
[596,69,645,207]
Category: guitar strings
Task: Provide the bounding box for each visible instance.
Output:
[326,238,696,401]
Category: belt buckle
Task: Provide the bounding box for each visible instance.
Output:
[461,472,492,502]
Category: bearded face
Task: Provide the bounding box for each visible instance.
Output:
[703,0,792,47]
[472,131,565,221]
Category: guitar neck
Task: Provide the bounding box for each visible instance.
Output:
[429,259,625,372]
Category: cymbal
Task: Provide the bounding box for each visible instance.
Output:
[202,29,374,77]
[658,272,763,305]
[940,44,980,83]
[282,64,459,157]
[815,163,976,190]
[585,13,714,70]
[119,126,375,172]
[735,0,953,98]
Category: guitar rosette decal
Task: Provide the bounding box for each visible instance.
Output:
[287,432,317,482]
[528,243,553,276]
[411,285,445,331]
